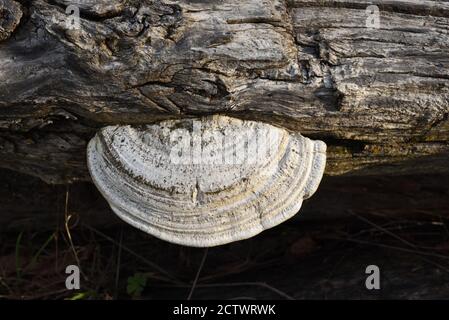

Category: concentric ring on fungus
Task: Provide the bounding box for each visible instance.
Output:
[87,115,326,247]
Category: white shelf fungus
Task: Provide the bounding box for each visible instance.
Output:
[87,115,326,247]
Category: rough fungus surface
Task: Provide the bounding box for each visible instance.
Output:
[87,116,326,247]
[0,0,448,183]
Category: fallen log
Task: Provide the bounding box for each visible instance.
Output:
[0,0,448,183]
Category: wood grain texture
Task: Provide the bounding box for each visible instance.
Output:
[0,0,448,183]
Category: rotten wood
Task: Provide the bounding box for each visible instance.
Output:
[0,0,448,183]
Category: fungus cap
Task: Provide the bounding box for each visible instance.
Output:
[87,115,326,247]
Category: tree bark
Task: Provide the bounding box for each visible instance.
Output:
[1,0,449,183]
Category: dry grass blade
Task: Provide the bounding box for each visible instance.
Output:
[329,236,449,260]
[64,186,82,274]
[83,223,184,285]
[350,211,418,248]
[114,228,123,299]
[187,248,208,300]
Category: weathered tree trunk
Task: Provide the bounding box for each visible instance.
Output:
[1,0,449,183]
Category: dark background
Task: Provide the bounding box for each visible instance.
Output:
[1,168,449,299]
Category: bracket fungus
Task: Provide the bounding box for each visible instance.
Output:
[87,115,326,247]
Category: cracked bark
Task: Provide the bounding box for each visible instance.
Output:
[0,0,448,184]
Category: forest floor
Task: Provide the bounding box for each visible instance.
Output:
[1,169,449,299]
